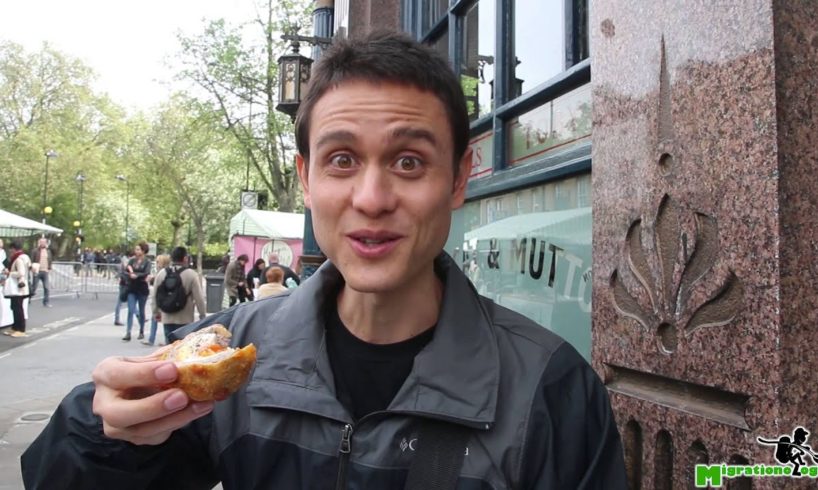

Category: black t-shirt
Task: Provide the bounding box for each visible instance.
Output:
[325,304,435,421]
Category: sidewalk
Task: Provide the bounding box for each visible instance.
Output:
[0,304,174,489]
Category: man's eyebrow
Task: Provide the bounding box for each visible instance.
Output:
[315,130,357,150]
[390,127,439,148]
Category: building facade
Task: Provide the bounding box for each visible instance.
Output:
[318,1,818,488]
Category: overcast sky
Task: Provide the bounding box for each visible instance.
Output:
[0,0,259,112]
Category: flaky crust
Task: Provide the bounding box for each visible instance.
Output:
[170,344,257,401]
[161,325,257,402]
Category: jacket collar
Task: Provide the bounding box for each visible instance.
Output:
[247,253,499,428]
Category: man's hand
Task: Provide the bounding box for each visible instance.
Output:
[91,354,214,446]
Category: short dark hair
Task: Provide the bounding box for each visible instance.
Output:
[137,241,149,254]
[171,246,188,263]
[9,240,22,251]
[295,30,469,171]
[237,254,249,262]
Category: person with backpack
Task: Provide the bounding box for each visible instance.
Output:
[149,246,206,344]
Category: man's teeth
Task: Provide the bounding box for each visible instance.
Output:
[360,238,386,245]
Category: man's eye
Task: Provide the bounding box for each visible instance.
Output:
[397,156,421,172]
[330,154,354,169]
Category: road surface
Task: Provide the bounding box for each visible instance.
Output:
[0,293,199,489]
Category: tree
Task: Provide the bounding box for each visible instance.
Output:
[176,0,311,213]
[137,96,246,274]
[0,41,138,253]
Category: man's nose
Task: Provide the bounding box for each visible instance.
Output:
[351,164,397,217]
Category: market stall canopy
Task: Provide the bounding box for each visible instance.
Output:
[229,209,304,239]
[0,209,63,237]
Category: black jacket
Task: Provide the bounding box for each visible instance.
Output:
[22,253,627,489]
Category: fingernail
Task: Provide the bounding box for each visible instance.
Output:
[154,363,176,382]
[192,402,214,414]
[164,391,188,411]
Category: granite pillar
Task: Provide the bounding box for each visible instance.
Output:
[591,1,818,488]
[347,0,401,38]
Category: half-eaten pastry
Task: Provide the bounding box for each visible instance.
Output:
[160,324,257,402]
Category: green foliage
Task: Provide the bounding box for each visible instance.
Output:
[1,0,312,259]
[175,0,312,212]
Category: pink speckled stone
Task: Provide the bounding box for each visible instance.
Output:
[347,0,401,38]
[591,1,818,488]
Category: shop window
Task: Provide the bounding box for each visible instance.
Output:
[512,0,588,97]
[459,0,495,121]
[507,83,591,167]
[577,174,591,207]
[532,186,544,211]
[429,30,450,63]
[554,179,577,210]
[422,0,450,34]
[451,174,593,359]
[467,130,493,181]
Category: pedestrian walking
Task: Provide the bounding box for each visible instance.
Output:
[122,242,151,342]
[223,254,249,306]
[245,258,266,300]
[2,240,31,338]
[28,237,53,307]
[142,254,170,346]
[150,246,206,344]
[113,251,130,326]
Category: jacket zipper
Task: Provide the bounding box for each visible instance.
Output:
[335,423,354,490]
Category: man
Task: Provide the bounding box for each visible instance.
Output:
[150,247,206,344]
[29,237,53,307]
[259,252,301,288]
[223,253,249,306]
[113,251,129,326]
[22,32,627,489]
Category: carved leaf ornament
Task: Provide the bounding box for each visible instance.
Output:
[610,195,743,353]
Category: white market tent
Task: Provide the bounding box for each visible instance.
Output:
[228,209,304,239]
[0,208,63,237]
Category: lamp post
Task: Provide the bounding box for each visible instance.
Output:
[75,172,86,240]
[42,149,57,225]
[116,175,130,250]
[275,19,333,281]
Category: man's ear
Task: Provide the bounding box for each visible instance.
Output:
[451,147,472,210]
[296,154,311,209]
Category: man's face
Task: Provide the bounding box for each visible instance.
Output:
[297,80,471,294]
[38,239,47,248]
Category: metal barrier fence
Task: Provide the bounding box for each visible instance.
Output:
[47,262,123,298]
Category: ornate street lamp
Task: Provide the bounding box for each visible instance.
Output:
[75,172,86,240]
[276,39,313,120]
[116,174,130,250]
[274,23,332,282]
[276,28,331,120]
